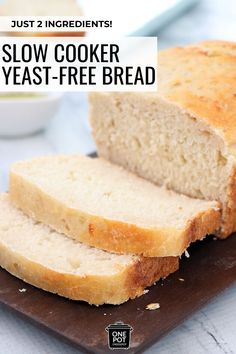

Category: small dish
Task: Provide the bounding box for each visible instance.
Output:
[0,92,63,137]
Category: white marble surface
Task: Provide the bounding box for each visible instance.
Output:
[1,0,236,353]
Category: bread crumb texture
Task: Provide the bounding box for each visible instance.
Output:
[0,194,178,305]
[89,40,236,237]
[10,154,220,256]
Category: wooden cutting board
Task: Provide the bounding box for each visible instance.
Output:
[1,234,236,353]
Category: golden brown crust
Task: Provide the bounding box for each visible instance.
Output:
[158,40,236,146]
[218,166,236,238]
[9,172,221,257]
[0,239,178,305]
[90,41,236,238]
[157,40,236,238]
[183,207,221,242]
[126,256,178,294]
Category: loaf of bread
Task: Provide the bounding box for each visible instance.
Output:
[89,40,236,238]
[0,194,178,305]
[0,0,84,37]
[10,155,220,257]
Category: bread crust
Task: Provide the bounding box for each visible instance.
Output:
[0,239,178,305]
[10,172,221,257]
[218,166,236,238]
[158,40,236,146]
[158,40,236,237]
[90,40,236,238]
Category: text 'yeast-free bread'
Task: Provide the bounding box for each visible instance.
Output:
[10,155,220,257]
[89,40,236,238]
[0,194,178,305]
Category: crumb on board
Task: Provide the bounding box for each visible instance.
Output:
[19,288,27,293]
[146,303,160,311]
[179,278,185,282]
[143,289,149,294]
[185,250,190,258]
[213,237,217,241]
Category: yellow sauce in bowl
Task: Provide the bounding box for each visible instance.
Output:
[0,93,46,100]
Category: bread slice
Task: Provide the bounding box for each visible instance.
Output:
[0,194,178,305]
[89,40,236,238]
[10,155,220,257]
[0,0,84,37]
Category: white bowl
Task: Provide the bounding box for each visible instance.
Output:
[0,93,63,137]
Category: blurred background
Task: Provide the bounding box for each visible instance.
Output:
[0,0,236,192]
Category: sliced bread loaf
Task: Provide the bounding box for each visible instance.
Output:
[89,40,236,238]
[0,194,178,305]
[10,155,220,257]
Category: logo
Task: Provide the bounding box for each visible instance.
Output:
[106,321,133,350]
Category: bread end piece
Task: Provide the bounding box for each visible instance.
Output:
[89,40,236,239]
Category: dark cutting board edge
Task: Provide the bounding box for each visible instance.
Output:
[1,153,236,353]
[0,300,93,354]
[1,234,236,354]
